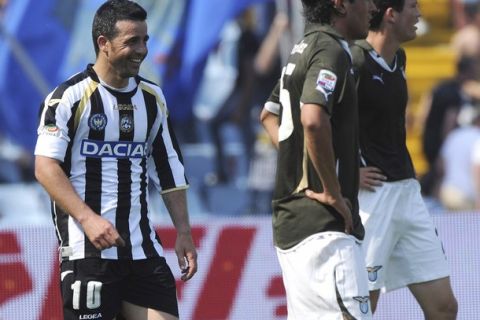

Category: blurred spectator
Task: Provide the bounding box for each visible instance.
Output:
[470,133,480,209]
[420,56,478,197]
[206,7,287,185]
[0,134,34,183]
[451,2,480,61]
[247,131,277,214]
[451,0,480,29]
[438,105,480,211]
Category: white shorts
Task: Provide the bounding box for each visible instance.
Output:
[276,232,372,320]
[359,178,450,292]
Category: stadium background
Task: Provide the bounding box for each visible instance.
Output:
[0,0,479,319]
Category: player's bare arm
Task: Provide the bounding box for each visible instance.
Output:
[35,155,125,250]
[301,103,353,233]
[260,108,279,149]
[359,166,386,191]
[162,189,198,281]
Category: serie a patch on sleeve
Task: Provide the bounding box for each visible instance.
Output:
[315,69,337,100]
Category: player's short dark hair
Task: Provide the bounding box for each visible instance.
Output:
[301,0,355,24]
[370,0,405,30]
[92,0,147,56]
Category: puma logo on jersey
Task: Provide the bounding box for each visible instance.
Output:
[291,40,308,54]
[372,74,384,84]
[81,140,148,159]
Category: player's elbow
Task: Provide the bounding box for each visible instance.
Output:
[260,108,272,125]
[301,104,329,132]
[34,156,57,184]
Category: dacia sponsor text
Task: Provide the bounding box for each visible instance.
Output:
[81,140,148,159]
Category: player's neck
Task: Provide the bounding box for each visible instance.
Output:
[366,31,400,66]
[92,60,129,89]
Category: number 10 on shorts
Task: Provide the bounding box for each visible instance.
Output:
[70,281,103,310]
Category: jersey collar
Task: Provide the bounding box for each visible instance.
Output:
[304,23,345,41]
[354,40,398,72]
[304,23,352,62]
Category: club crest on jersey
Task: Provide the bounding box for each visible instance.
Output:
[81,139,148,159]
[353,296,370,314]
[367,266,382,282]
[88,113,107,131]
[316,69,337,100]
[120,114,134,133]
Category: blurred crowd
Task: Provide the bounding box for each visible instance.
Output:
[3,0,480,217]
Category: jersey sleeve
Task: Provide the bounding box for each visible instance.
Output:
[34,89,74,162]
[264,81,280,115]
[301,46,345,115]
[350,43,367,84]
[148,90,189,193]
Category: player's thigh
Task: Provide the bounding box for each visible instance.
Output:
[359,183,403,288]
[123,258,179,318]
[120,301,178,320]
[61,259,123,320]
[277,232,372,319]
[386,185,449,291]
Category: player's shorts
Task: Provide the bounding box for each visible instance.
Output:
[276,232,372,320]
[60,257,178,320]
[359,178,450,292]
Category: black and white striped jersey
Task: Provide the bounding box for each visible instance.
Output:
[35,64,188,261]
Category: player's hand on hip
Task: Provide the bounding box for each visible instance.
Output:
[359,166,386,191]
[80,213,125,250]
[175,232,198,281]
[305,189,353,234]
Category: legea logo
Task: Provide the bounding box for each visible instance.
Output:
[80,140,148,159]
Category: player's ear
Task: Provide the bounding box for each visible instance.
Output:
[97,35,109,56]
[333,0,347,14]
[384,7,396,23]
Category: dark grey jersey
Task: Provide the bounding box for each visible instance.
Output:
[351,40,415,181]
[266,24,364,249]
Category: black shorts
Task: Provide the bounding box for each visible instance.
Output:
[60,257,178,320]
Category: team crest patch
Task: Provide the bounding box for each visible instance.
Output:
[367,266,382,282]
[88,113,107,131]
[353,296,370,314]
[316,69,337,100]
[120,114,134,133]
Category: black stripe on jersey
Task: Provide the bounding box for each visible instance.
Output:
[166,117,186,172]
[139,90,160,257]
[115,94,134,259]
[61,101,80,177]
[152,123,176,190]
[143,90,158,138]
[42,72,89,126]
[52,202,70,250]
[83,88,104,258]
